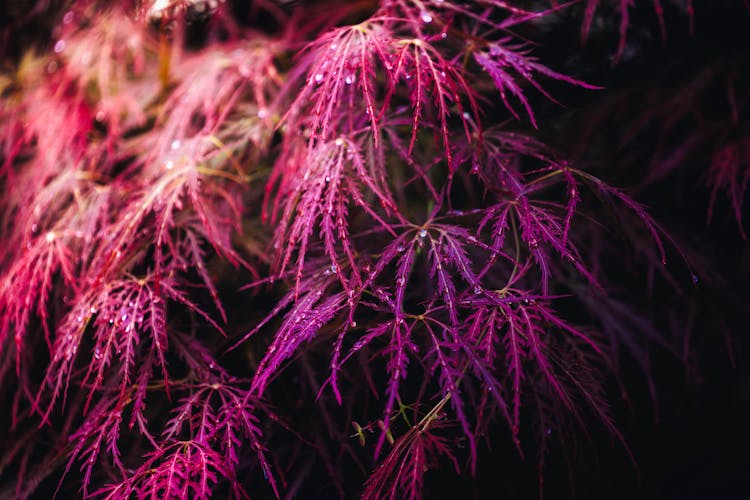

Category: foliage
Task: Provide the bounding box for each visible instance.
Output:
[0,0,747,499]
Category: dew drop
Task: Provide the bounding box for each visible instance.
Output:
[171,139,181,150]
[691,273,699,284]
[63,10,74,24]
[257,108,268,119]
[94,348,102,360]
[473,286,482,295]
[314,73,324,83]
[396,277,405,287]
[350,321,357,328]
[418,229,427,238]
[344,73,356,85]
[396,244,405,253]
[54,39,66,53]
[31,223,38,233]
[330,263,337,274]
[90,306,98,314]
[165,160,174,170]
[45,231,56,243]
[441,32,447,39]
[420,11,433,23]
[95,110,106,122]
[325,176,331,182]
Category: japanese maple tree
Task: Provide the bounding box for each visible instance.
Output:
[1,0,748,499]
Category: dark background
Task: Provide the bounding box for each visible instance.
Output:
[445,2,750,498]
